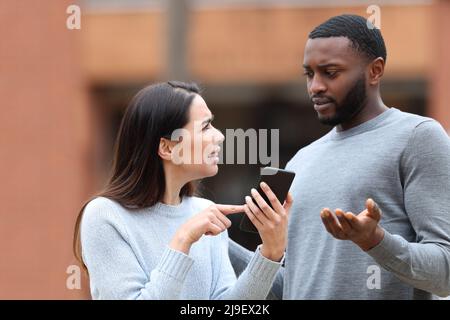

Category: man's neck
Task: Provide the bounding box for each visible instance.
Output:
[337,96,388,132]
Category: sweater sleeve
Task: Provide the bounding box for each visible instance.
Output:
[209,231,282,300]
[80,199,194,300]
[366,120,450,297]
[228,238,284,300]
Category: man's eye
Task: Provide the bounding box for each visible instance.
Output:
[325,70,338,78]
[303,71,314,79]
[202,123,212,131]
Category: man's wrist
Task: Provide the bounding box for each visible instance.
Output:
[357,226,385,252]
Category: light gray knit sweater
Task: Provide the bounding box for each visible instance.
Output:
[80,196,282,299]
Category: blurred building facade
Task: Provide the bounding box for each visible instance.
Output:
[1,0,449,299]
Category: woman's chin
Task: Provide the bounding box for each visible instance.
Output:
[205,164,219,177]
[204,156,220,174]
[198,163,219,179]
[185,162,219,181]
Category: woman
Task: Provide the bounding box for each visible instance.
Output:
[73,81,293,299]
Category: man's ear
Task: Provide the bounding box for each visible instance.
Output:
[158,137,173,161]
[368,57,385,86]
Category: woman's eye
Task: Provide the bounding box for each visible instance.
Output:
[303,71,313,78]
[202,123,212,131]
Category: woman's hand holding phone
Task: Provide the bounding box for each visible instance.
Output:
[170,204,244,254]
[244,182,293,262]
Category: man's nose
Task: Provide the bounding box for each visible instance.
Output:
[309,74,327,95]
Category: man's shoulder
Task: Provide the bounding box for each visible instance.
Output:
[393,108,435,127]
[285,108,446,170]
[391,109,448,145]
[285,130,334,169]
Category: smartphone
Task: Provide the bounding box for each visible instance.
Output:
[240,167,296,233]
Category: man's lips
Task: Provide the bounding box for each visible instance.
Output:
[311,97,334,112]
[314,102,334,112]
[311,97,333,105]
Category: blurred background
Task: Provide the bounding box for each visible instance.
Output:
[0,0,449,299]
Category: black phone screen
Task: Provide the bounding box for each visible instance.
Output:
[240,167,296,233]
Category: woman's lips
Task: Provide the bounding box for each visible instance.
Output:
[207,148,220,164]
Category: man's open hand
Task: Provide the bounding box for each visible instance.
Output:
[320,198,385,251]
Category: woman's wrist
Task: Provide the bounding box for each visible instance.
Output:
[169,232,192,254]
[259,244,285,262]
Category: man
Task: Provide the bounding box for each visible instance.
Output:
[230,14,450,299]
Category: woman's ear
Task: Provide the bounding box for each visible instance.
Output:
[158,138,173,161]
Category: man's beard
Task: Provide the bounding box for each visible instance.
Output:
[318,74,367,127]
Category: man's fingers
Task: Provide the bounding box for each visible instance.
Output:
[328,209,345,238]
[366,198,382,221]
[320,209,334,234]
[215,204,245,215]
[321,208,344,239]
[335,209,352,234]
[343,211,361,229]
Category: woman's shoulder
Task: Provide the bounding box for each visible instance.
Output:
[82,196,126,226]
[187,196,215,211]
[84,196,123,213]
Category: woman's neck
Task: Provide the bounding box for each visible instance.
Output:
[161,164,187,205]
[162,187,182,205]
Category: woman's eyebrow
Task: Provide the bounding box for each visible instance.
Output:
[202,115,214,126]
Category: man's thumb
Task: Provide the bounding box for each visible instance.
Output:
[366,198,381,221]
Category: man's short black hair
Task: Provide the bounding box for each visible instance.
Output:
[309,14,387,63]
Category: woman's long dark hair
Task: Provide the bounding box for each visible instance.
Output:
[73,81,201,270]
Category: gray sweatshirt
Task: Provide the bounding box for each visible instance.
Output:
[80,196,282,299]
[228,107,450,299]
[281,107,450,299]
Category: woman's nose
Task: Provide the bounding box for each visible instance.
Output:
[215,128,225,144]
